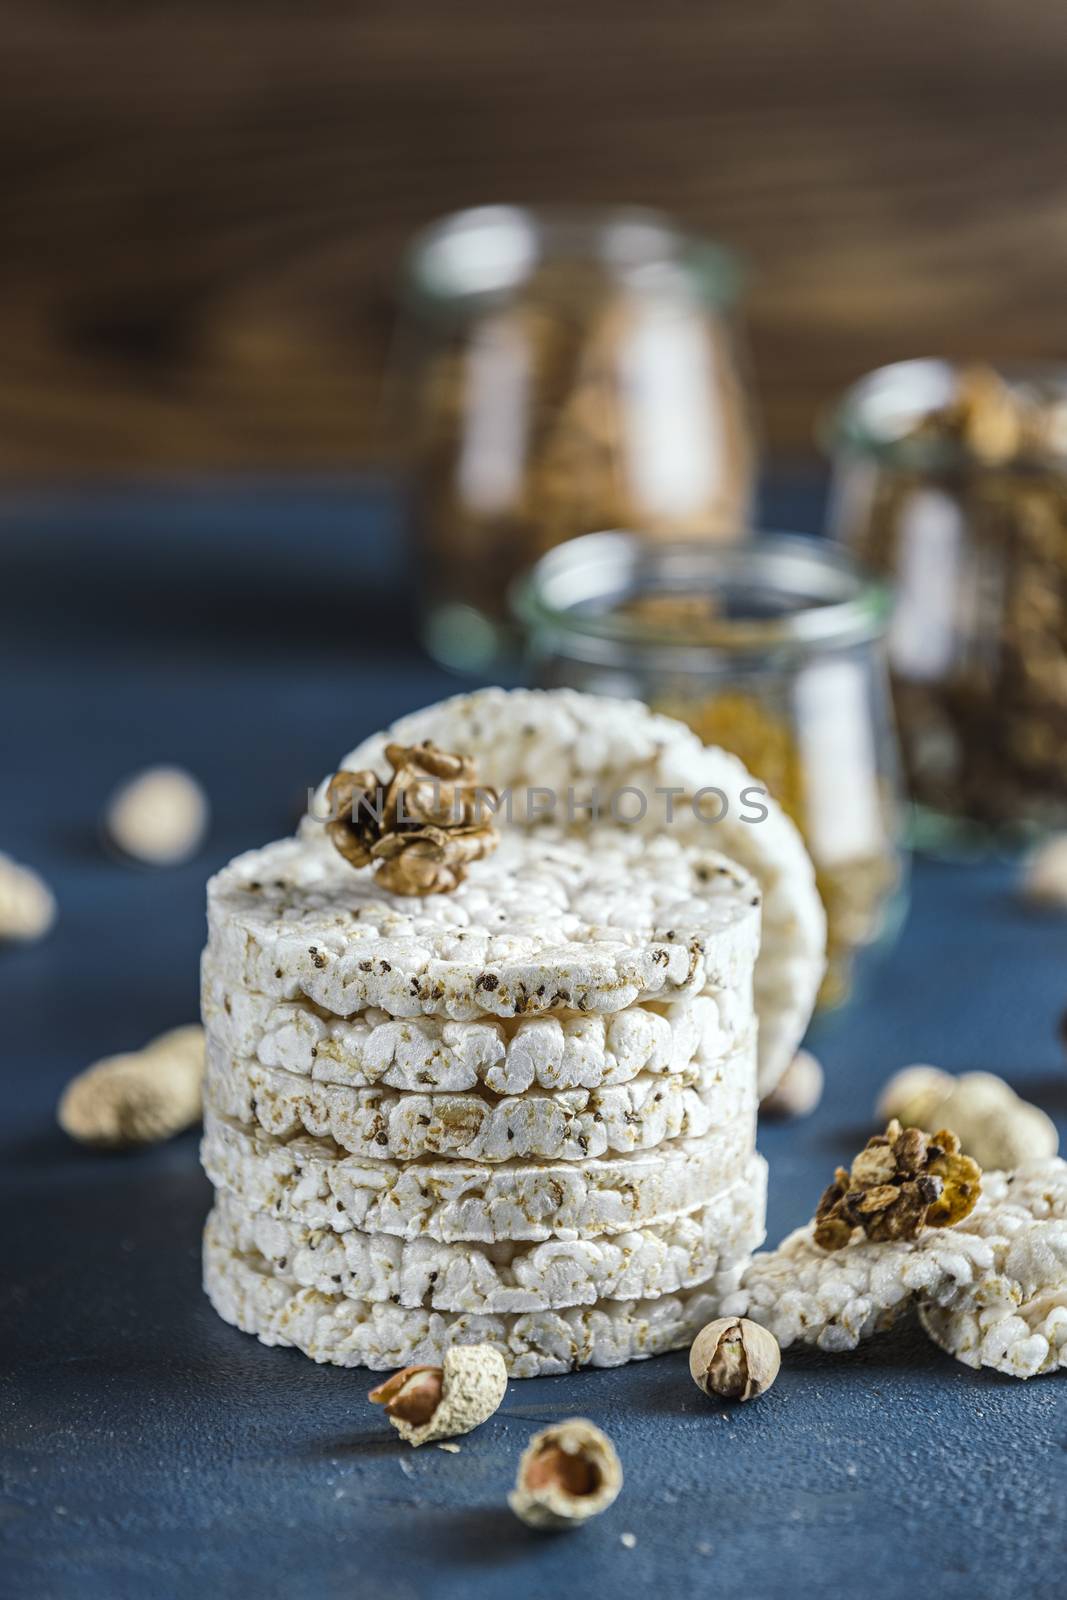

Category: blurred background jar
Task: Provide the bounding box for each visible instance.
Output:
[827,360,1067,847]
[399,205,757,671]
[515,530,906,1010]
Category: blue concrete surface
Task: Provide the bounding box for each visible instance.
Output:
[1,480,1065,1600]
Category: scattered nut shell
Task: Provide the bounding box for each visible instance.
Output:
[689,1316,780,1401]
[876,1064,955,1128]
[509,1418,622,1531]
[761,1049,824,1119]
[1022,834,1067,907]
[368,1344,507,1447]
[876,1066,1058,1169]
[106,765,209,865]
[58,1024,205,1148]
[937,1076,1058,1169]
[0,852,56,943]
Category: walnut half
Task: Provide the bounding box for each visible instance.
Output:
[814,1119,981,1251]
[326,742,498,896]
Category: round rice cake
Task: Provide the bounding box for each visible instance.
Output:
[200,969,753,1095]
[204,1032,755,1163]
[203,1209,755,1375]
[208,1155,766,1314]
[916,1159,1067,1378]
[205,826,760,1027]
[311,687,825,1092]
[201,1107,757,1242]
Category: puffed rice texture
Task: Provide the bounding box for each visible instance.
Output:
[206,826,761,1025]
[726,1158,1067,1369]
[203,1209,751,1376]
[209,1155,766,1314]
[201,1107,757,1242]
[917,1160,1067,1378]
[201,970,754,1094]
[204,1032,756,1163]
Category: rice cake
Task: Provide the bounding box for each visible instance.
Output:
[201,1106,758,1242]
[203,1204,761,1376]
[204,1033,756,1163]
[208,1155,766,1314]
[206,827,760,1026]
[201,973,753,1095]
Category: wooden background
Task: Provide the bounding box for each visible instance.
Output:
[3,0,1067,474]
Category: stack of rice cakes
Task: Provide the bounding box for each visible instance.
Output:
[201,689,825,1376]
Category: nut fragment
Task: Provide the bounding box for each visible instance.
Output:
[106,765,209,865]
[367,1344,507,1447]
[368,1366,443,1426]
[326,742,497,895]
[57,1024,205,1148]
[814,1119,981,1250]
[876,1067,1058,1170]
[0,852,56,942]
[509,1418,622,1531]
[761,1049,824,1119]
[689,1316,780,1401]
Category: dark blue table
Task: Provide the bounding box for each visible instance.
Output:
[2,482,1065,1600]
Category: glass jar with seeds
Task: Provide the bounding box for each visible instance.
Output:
[826,360,1067,846]
[399,205,757,671]
[514,530,906,1011]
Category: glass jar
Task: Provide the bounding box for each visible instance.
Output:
[514,530,906,1010]
[827,359,1067,845]
[399,205,757,671]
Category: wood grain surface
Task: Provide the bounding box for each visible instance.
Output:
[2,0,1067,472]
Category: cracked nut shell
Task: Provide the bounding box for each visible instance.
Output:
[877,1067,1058,1170]
[509,1418,622,1531]
[367,1344,507,1447]
[689,1316,781,1402]
[876,1065,954,1129]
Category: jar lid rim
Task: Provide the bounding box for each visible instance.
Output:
[402,205,743,313]
[512,531,891,662]
[824,357,1067,469]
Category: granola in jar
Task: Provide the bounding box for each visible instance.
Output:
[400,207,756,669]
[828,360,1067,837]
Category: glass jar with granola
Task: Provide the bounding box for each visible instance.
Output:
[514,530,906,1010]
[400,206,756,670]
[827,360,1067,844]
